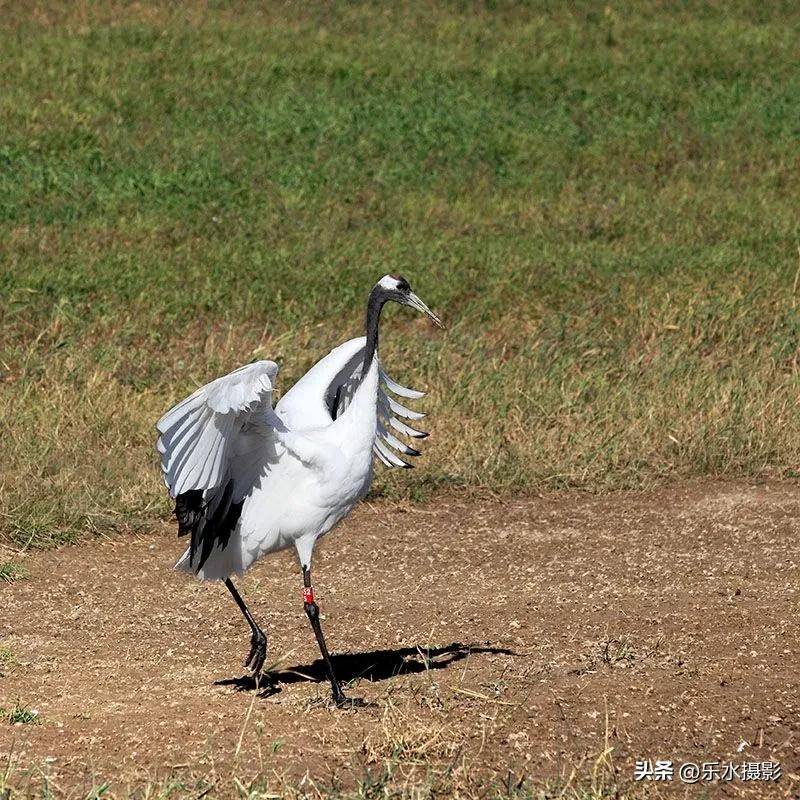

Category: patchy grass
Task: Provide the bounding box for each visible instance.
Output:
[2,1,800,547]
[0,701,40,726]
[0,561,27,584]
[0,647,15,677]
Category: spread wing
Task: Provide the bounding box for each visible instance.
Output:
[155,360,283,570]
[374,372,428,469]
[276,337,429,469]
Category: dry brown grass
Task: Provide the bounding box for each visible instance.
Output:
[3,1,800,549]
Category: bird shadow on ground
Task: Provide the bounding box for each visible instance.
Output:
[216,641,516,696]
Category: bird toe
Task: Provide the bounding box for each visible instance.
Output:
[333,694,369,710]
[244,632,268,676]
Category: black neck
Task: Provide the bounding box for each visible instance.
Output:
[362,287,386,375]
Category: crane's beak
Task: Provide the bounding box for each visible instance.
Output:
[406,292,444,328]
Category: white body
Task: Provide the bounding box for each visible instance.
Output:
[186,357,379,579]
[157,336,426,581]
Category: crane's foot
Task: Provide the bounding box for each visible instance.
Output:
[244,629,267,677]
[332,691,368,709]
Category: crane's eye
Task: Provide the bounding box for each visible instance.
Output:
[397,277,410,292]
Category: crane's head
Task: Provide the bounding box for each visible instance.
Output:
[375,274,444,328]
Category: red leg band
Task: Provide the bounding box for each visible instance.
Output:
[303,586,314,604]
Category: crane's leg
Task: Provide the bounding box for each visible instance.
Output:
[301,566,364,708]
[224,578,268,677]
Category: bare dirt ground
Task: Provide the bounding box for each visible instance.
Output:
[1,482,799,797]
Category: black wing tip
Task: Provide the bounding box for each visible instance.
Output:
[175,481,243,572]
[175,490,204,537]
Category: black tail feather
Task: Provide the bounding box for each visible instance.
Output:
[175,490,204,536]
[174,481,243,572]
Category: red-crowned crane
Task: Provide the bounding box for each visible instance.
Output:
[156,275,442,707]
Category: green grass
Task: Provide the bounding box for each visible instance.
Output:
[2,1,800,547]
[0,561,27,584]
[0,646,15,677]
[0,701,40,725]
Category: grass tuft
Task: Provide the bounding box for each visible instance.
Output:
[0,701,40,725]
[0,562,27,584]
[0,647,15,677]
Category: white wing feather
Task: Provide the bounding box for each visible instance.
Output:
[385,394,425,421]
[374,438,413,469]
[387,416,427,439]
[374,371,427,467]
[275,336,429,470]
[156,360,280,499]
